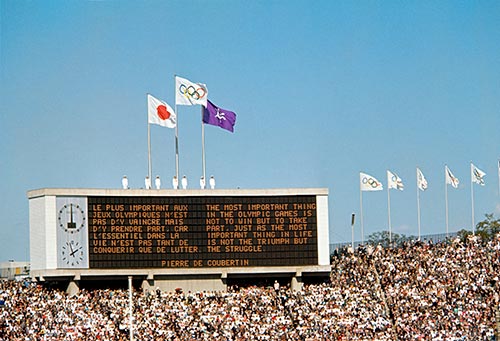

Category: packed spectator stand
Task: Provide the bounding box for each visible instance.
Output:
[0,233,499,340]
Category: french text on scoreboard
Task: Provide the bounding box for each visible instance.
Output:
[88,196,318,268]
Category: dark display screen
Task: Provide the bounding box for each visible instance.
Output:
[87,195,318,268]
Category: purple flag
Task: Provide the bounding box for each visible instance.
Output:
[203,100,236,133]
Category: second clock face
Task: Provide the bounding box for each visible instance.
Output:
[61,240,84,266]
[56,197,89,269]
[58,203,86,233]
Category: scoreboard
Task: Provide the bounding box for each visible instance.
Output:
[28,188,329,273]
[88,195,317,268]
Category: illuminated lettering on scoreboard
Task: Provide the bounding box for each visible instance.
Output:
[87,196,318,268]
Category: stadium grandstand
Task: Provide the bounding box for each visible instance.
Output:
[0,232,499,340]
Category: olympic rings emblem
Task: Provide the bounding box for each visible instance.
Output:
[179,84,207,100]
[473,169,484,185]
[362,176,380,188]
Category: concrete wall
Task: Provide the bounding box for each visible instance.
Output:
[147,275,226,293]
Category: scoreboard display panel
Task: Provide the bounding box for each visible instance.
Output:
[88,195,318,268]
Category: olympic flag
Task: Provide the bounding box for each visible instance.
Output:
[175,76,208,107]
[470,162,486,234]
[445,165,459,236]
[416,167,428,239]
[387,170,404,190]
[359,172,382,244]
[471,163,486,186]
[387,170,403,244]
[360,172,383,191]
[203,100,237,132]
[148,94,176,128]
[417,168,428,191]
[445,166,459,188]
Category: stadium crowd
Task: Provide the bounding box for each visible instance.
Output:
[0,233,499,340]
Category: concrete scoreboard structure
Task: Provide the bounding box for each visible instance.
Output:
[28,188,330,293]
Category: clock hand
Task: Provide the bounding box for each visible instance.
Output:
[70,246,82,257]
[68,242,74,254]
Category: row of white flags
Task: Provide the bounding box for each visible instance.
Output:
[147,76,209,128]
[360,163,487,192]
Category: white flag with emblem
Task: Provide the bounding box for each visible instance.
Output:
[445,166,459,188]
[471,163,486,186]
[417,168,428,191]
[175,76,208,107]
[360,172,383,191]
[387,170,404,190]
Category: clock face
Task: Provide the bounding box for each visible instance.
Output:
[58,203,85,233]
[61,240,84,266]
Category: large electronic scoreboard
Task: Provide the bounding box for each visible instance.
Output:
[88,195,318,268]
[28,188,329,291]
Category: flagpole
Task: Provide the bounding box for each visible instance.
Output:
[471,162,475,234]
[416,168,421,240]
[201,106,206,184]
[445,166,449,237]
[174,76,179,181]
[497,159,500,197]
[360,184,364,245]
[147,117,152,181]
[351,213,355,251]
[175,106,180,181]
[128,275,133,341]
[387,182,392,244]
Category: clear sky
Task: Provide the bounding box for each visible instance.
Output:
[1,1,500,262]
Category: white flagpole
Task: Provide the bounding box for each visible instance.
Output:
[351,219,355,250]
[387,181,392,244]
[174,76,179,181]
[360,184,364,244]
[416,168,421,240]
[128,276,133,341]
[471,162,475,234]
[351,213,355,250]
[497,160,500,197]
[201,106,206,183]
[445,165,449,237]
[147,115,152,181]
[175,105,180,181]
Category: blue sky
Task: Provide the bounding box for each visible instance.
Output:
[1,1,500,262]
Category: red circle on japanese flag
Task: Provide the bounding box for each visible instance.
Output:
[157,105,171,120]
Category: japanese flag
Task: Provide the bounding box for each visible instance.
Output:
[148,94,176,128]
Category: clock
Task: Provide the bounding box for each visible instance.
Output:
[58,203,85,233]
[61,240,84,266]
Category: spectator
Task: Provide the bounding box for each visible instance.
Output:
[0,233,498,340]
